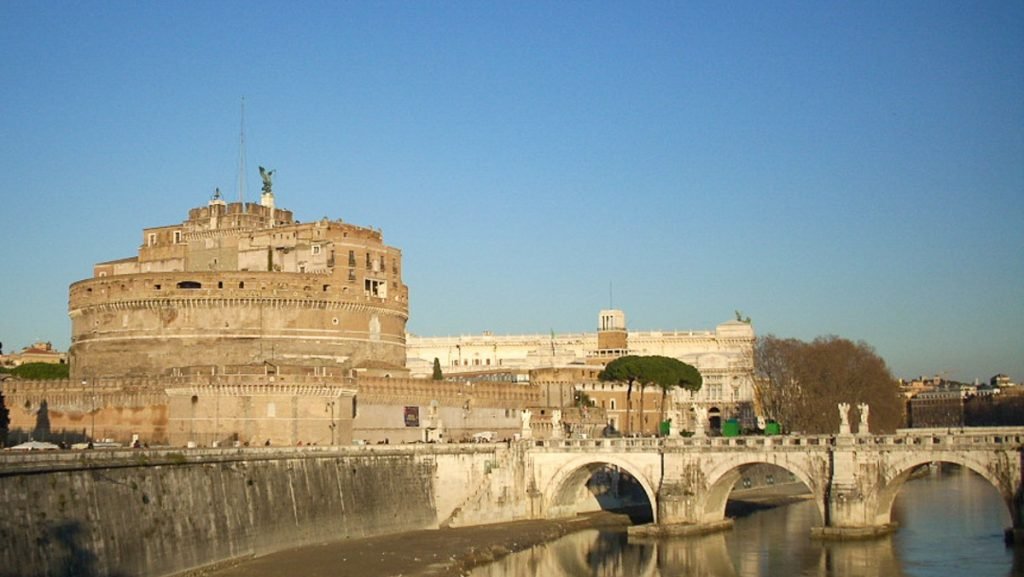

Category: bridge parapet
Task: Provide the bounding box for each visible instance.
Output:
[667,435,833,450]
[847,430,1024,449]
[0,443,502,476]
[530,437,661,452]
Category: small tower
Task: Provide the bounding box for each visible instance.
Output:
[597,309,628,354]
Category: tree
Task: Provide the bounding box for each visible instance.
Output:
[754,335,903,434]
[432,358,443,380]
[652,357,702,430]
[599,355,703,435]
[11,362,69,380]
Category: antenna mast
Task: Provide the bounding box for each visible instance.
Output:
[237,97,247,204]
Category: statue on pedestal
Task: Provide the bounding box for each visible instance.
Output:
[550,409,563,439]
[520,409,533,440]
[857,403,870,435]
[693,405,708,438]
[838,402,851,435]
[259,166,275,194]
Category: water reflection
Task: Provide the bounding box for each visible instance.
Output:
[470,466,1020,577]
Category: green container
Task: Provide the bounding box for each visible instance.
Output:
[722,419,741,437]
[764,421,782,436]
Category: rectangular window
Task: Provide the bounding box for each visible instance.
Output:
[364,279,387,298]
[173,230,182,244]
[365,253,372,269]
[147,233,156,246]
[348,250,356,266]
[348,268,356,282]
[312,244,321,255]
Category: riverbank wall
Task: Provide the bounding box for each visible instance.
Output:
[0,445,526,577]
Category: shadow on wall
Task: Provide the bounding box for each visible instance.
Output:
[40,521,127,577]
[33,400,50,440]
[4,399,89,447]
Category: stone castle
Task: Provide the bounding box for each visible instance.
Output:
[69,183,408,381]
[3,172,756,446]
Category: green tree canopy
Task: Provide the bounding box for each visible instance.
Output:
[754,335,903,434]
[599,355,702,390]
[6,363,69,380]
[432,358,443,380]
[599,355,702,434]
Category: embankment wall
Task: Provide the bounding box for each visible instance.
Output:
[0,445,514,577]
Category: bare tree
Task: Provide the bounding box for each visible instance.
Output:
[754,335,904,434]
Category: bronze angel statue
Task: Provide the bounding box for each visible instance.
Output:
[258,166,275,193]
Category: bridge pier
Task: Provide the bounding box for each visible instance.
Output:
[627,480,736,537]
[812,437,897,539]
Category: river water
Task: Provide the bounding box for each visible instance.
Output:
[469,466,1022,577]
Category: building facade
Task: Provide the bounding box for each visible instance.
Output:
[407,310,757,434]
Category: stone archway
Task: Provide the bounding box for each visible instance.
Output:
[875,454,1018,528]
[699,456,827,526]
[543,455,660,523]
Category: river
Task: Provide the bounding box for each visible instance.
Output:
[468,465,1022,577]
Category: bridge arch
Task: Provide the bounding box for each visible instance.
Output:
[874,452,1018,528]
[542,454,659,523]
[700,455,827,525]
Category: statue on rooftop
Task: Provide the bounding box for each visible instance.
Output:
[258,166,275,194]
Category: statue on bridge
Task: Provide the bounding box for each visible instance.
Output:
[520,409,533,440]
[693,405,708,438]
[838,402,852,435]
[858,403,870,435]
[550,409,563,439]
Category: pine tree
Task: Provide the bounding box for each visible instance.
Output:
[432,358,443,380]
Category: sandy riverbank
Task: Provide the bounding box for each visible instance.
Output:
[185,512,636,577]
[185,487,806,577]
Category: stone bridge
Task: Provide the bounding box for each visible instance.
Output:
[510,427,1024,538]
[2,427,1023,576]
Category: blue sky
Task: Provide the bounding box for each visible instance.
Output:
[1,2,1021,383]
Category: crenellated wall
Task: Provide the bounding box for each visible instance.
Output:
[1,375,551,446]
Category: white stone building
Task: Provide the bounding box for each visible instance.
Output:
[407,310,757,432]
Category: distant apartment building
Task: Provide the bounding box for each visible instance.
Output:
[0,341,67,367]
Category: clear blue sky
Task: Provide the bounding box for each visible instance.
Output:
[1,2,1021,383]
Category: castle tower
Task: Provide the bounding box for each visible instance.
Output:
[69,189,409,381]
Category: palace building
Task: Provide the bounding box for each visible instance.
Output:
[406,310,757,433]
